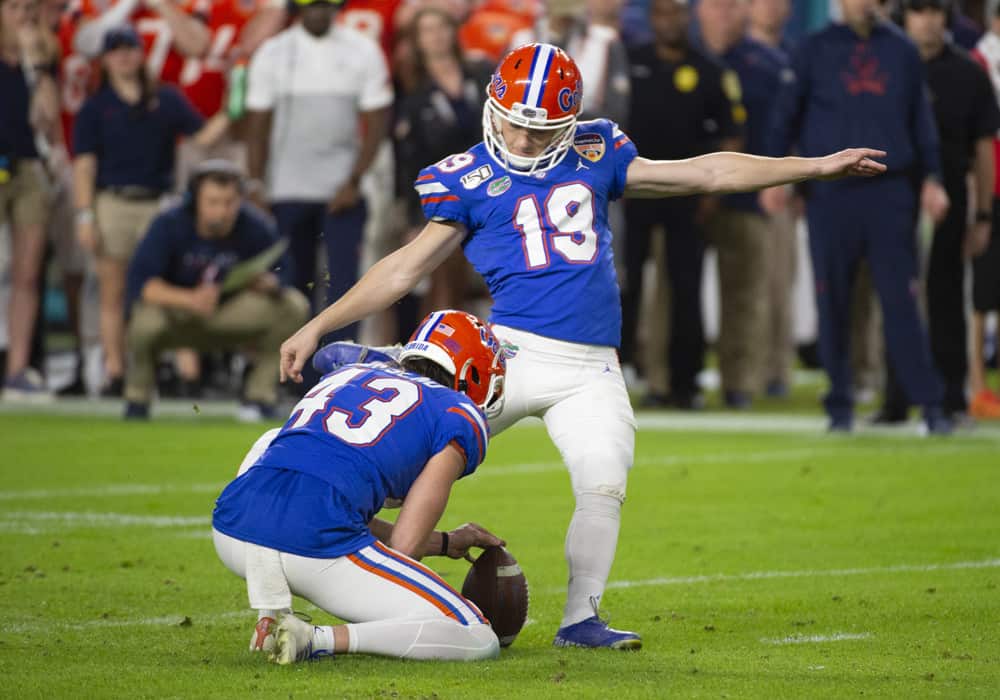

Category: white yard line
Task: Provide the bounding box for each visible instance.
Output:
[5,398,1000,439]
[761,632,872,645]
[538,557,1000,595]
[0,511,208,528]
[0,610,253,634]
[4,558,995,635]
[0,438,991,505]
[0,483,223,502]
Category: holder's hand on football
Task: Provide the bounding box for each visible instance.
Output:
[446,522,505,560]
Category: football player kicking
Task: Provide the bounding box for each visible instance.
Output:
[212,310,507,663]
[278,43,888,650]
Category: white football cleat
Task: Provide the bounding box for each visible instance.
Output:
[249,616,276,653]
[271,613,326,665]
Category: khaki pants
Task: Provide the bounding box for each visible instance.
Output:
[0,159,50,229]
[704,208,769,394]
[763,210,797,386]
[94,192,161,261]
[125,288,310,404]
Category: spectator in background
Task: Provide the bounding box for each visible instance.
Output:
[458,0,539,65]
[394,6,491,315]
[245,0,392,352]
[874,0,1000,423]
[550,0,631,126]
[767,0,952,433]
[749,0,797,398]
[73,0,210,67]
[697,0,785,409]
[0,0,60,400]
[124,160,309,420]
[748,0,792,51]
[971,3,1000,418]
[621,0,741,408]
[72,25,230,397]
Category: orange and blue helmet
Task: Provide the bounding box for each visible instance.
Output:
[399,310,506,419]
[483,43,583,175]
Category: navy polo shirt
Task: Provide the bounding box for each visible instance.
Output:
[126,203,293,309]
[0,60,40,159]
[717,38,788,212]
[74,84,204,192]
[767,21,941,180]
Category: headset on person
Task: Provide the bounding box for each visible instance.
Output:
[185,159,246,212]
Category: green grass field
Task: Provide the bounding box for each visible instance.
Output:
[2,411,998,698]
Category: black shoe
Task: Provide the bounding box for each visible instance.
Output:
[668,391,705,411]
[176,379,203,400]
[123,401,150,420]
[101,377,124,398]
[765,380,789,398]
[828,415,853,433]
[923,406,953,436]
[723,390,752,410]
[641,392,671,409]
[868,407,908,425]
[237,402,279,422]
[57,375,87,397]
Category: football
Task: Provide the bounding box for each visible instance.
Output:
[461,546,529,647]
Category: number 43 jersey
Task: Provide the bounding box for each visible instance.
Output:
[212,365,489,558]
[417,119,639,348]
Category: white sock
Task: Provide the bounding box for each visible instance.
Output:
[257,609,285,622]
[312,625,335,656]
[561,492,622,627]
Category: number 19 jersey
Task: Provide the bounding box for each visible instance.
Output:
[416,119,639,348]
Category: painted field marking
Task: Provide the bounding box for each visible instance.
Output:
[0,511,208,529]
[0,483,223,502]
[3,559,995,635]
[0,610,252,634]
[538,557,1000,595]
[761,632,872,645]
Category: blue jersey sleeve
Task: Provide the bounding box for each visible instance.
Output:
[607,121,638,201]
[431,399,489,477]
[414,157,472,227]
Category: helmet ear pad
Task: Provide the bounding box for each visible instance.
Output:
[398,310,507,416]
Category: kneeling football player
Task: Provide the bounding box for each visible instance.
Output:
[212,310,507,663]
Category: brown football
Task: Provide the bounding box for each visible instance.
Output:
[461,546,529,647]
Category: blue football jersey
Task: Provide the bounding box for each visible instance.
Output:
[212,364,489,558]
[416,119,639,348]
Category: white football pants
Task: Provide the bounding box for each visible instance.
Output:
[213,530,498,661]
[488,325,636,626]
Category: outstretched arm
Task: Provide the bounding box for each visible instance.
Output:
[280,219,465,383]
[624,148,887,198]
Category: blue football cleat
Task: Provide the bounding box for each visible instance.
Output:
[553,615,642,650]
[312,342,399,374]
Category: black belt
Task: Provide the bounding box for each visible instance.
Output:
[102,186,164,201]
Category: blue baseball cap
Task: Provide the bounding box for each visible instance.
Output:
[102,26,141,53]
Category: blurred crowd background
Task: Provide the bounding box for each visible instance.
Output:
[1,0,999,422]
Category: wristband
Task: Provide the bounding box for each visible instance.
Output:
[439,531,449,556]
[975,210,992,224]
[75,209,95,225]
